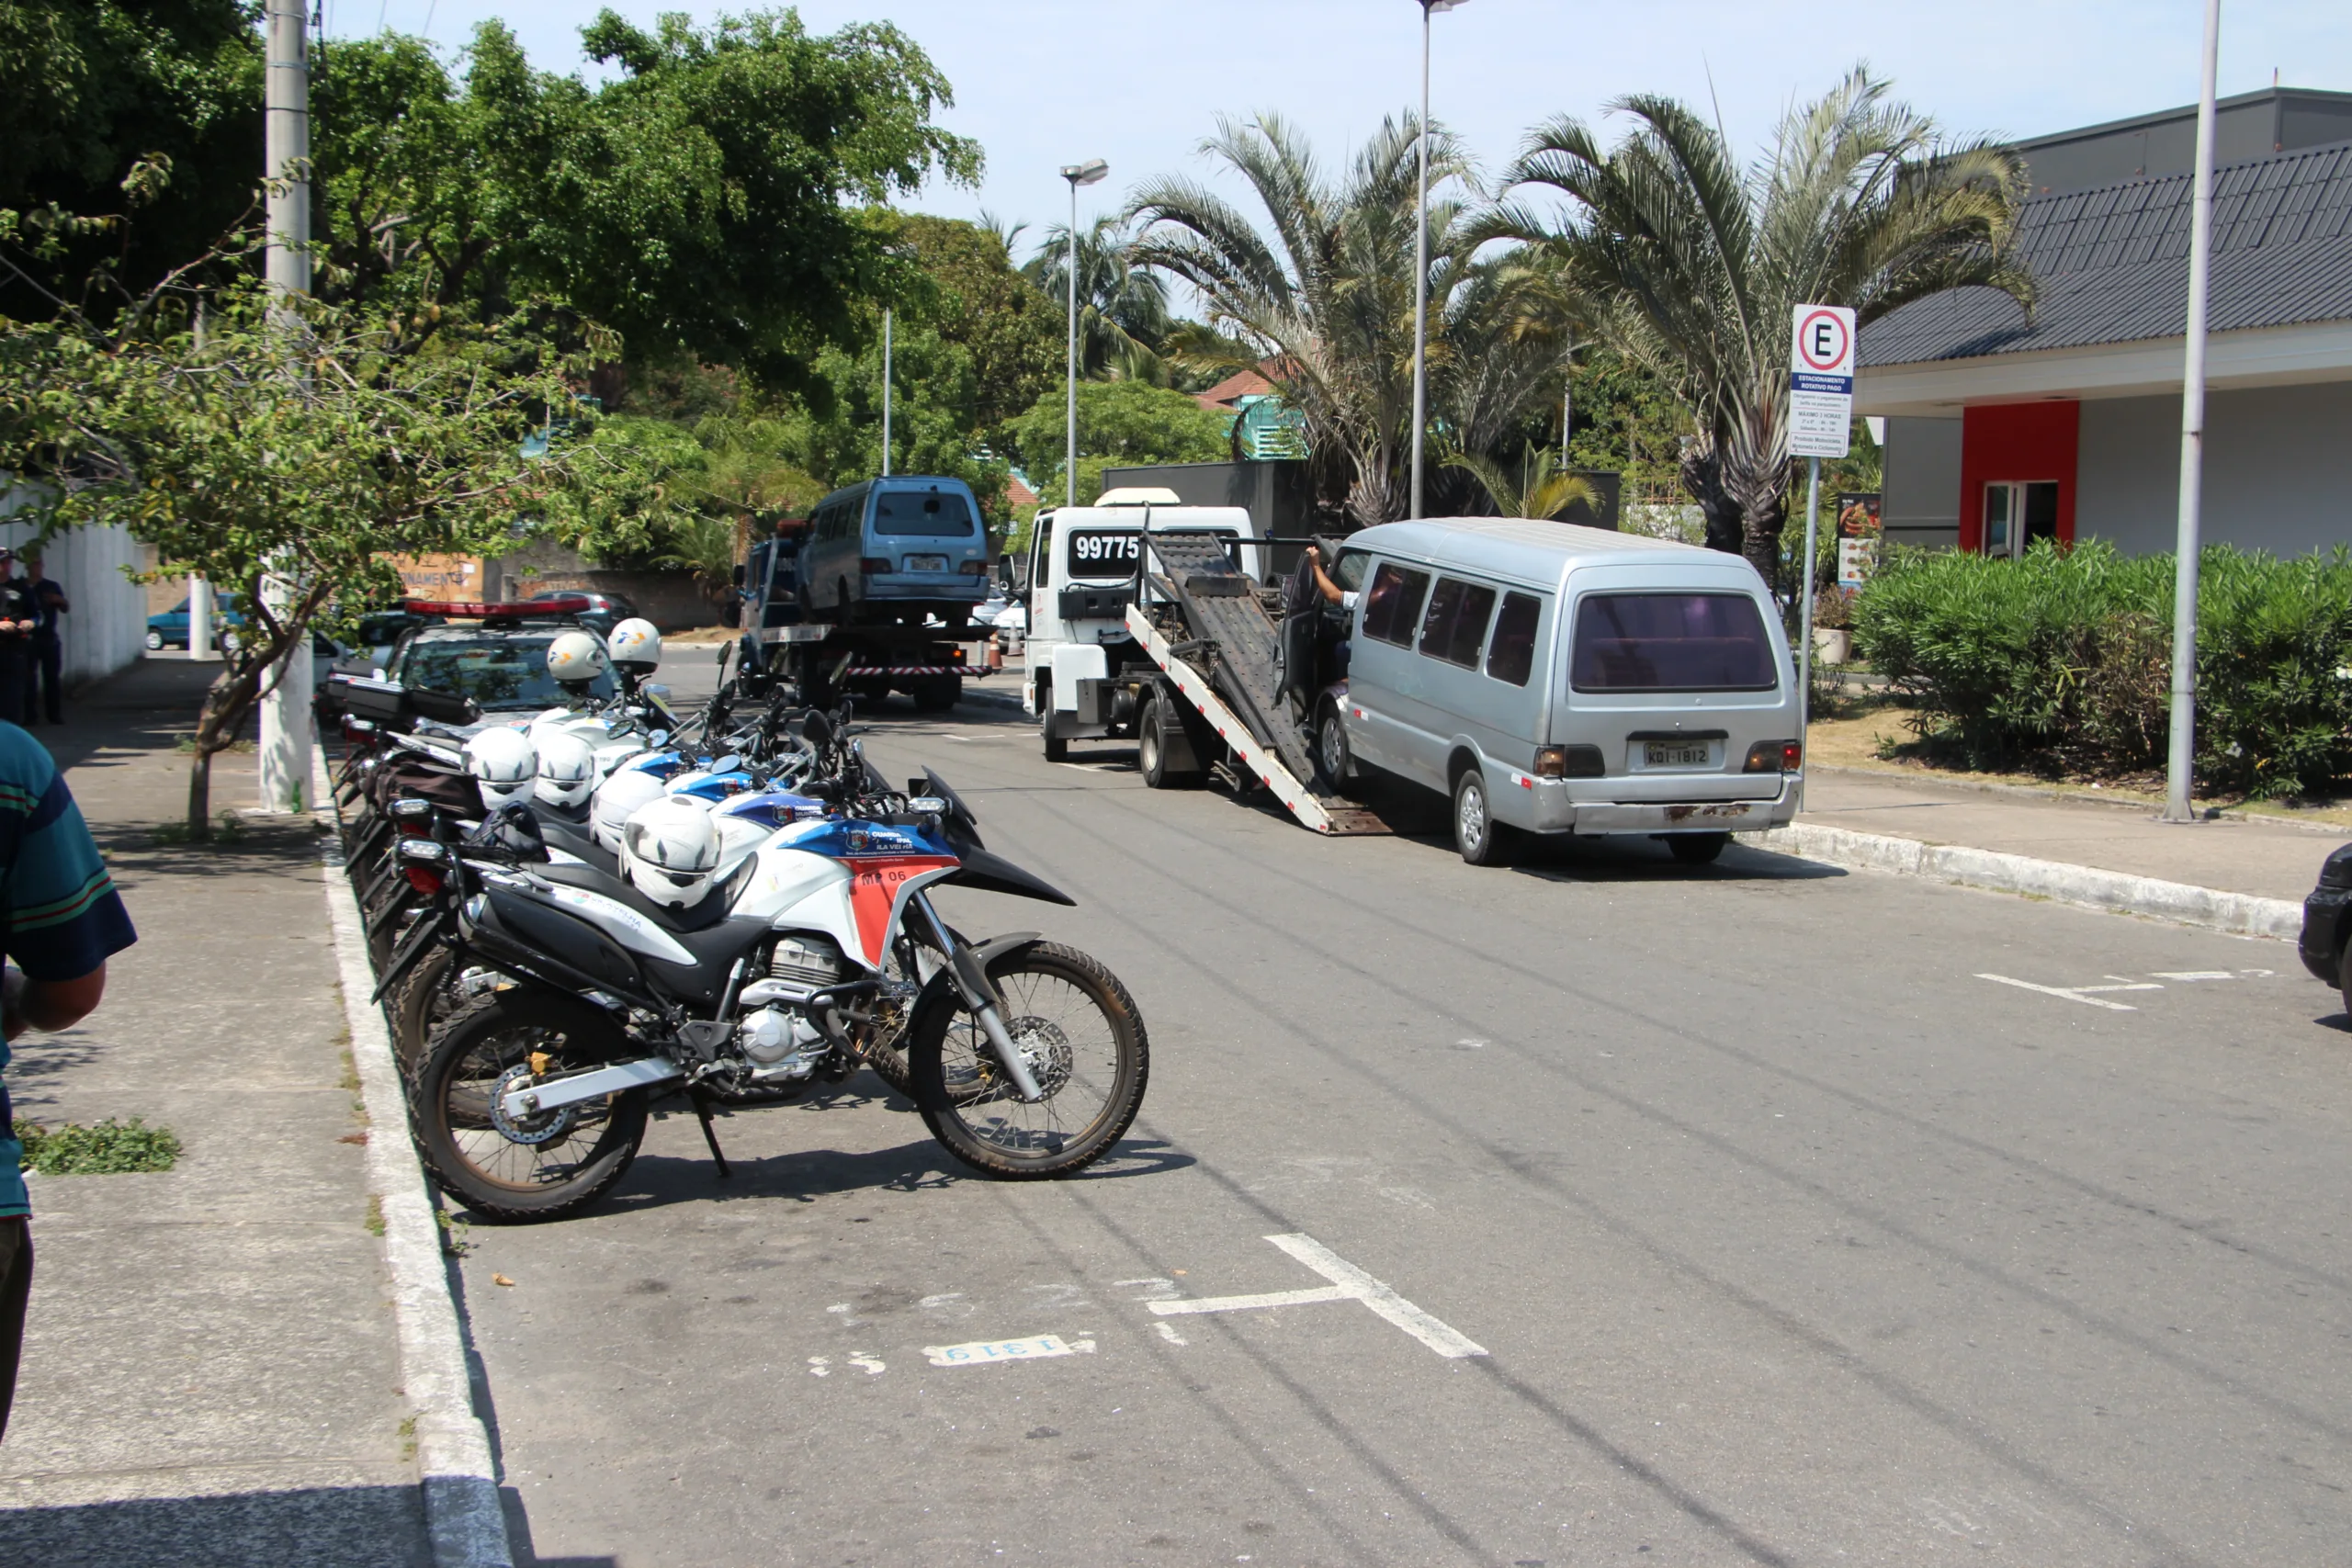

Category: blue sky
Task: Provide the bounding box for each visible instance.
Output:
[325,1,2352,258]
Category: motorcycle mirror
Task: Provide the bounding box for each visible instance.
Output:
[648,729,669,748]
[711,754,742,774]
[802,711,832,744]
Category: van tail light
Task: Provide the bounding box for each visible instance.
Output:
[1533,744,1606,779]
[859,558,892,575]
[1744,739,1803,773]
[959,560,989,576]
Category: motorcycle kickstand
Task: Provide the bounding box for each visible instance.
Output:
[688,1089,732,1179]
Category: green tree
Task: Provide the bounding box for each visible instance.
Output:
[309,12,980,389]
[1442,443,1598,521]
[1497,68,2031,581]
[0,0,263,317]
[0,286,584,833]
[893,214,1059,434]
[1004,379,1231,505]
[1023,215,1172,383]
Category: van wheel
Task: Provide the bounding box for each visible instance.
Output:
[1039,684,1069,762]
[1453,768,1514,866]
[1668,832,1730,865]
[1313,699,1359,797]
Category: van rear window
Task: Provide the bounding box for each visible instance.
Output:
[1570,593,1777,693]
[875,491,976,537]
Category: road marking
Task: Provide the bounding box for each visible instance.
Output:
[847,1351,886,1376]
[922,1334,1091,1368]
[1977,974,2157,1011]
[1147,1233,1487,1359]
[2151,969,2272,981]
[1154,1321,1188,1346]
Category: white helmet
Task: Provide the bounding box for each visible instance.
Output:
[534,728,598,810]
[546,630,608,686]
[619,795,722,908]
[463,726,538,809]
[607,618,662,673]
[590,766,671,852]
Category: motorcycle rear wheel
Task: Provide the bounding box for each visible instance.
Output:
[909,942,1147,1179]
[409,988,649,1223]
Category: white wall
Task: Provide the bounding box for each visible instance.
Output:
[2076,382,2352,557]
[0,483,153,689]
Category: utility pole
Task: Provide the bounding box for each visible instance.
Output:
[1058,160,1108,508]
[1409,0,1466,522]
[256,0,313,813]
[880,310,893,477]
[2163,0,2222,824]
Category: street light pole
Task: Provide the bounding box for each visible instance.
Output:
[257,0,312,813]
[2163,0,2222,824]
[880,309,893,477]
[1409,0,1464,523]
[1059,159,1108,509]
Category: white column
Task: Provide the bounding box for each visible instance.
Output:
[257,0,313,810]
[189,575,215,660]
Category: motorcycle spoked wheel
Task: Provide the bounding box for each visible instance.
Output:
[409,987,650,1223]
[390,945,461,1076]
[907,942,1148,1179]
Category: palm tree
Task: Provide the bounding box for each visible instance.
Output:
[1494,68,2033,581]
[1127,112,1495,526]
[1443,442,1599,522]
[1023,215,1174,383]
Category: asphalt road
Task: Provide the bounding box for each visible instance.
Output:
[457,668,2352,1567]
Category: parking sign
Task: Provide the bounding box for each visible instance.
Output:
[1789,304,1855,458]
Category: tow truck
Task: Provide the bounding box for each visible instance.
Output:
[734,520,994,711]
[1016,491,1385,836]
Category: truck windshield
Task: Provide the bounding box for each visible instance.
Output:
[1570,592,1776,693]
[874,491,976,538]
[397,637,618,709]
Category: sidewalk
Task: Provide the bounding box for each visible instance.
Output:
[1759,764,2337,935]
[0,660,431,1565]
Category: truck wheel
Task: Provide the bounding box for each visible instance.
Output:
[912,677,961,713]
[1039,684,1069,762]
[1313,698,1360,797]
[1137,697,1196,789]
[1453,767,1516,867]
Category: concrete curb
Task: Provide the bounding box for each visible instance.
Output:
[314,756,514,1568]
[1743,820,2303,942]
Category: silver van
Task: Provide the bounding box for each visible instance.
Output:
[1321,518,1802,865]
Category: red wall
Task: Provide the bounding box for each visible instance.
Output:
[1958,401,2080,551]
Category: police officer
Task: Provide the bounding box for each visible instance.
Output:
[20,556,64,727]
[0,551,36,728]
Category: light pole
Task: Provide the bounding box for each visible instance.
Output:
[1409,0,1466,522]
[2164,0,2222,824]
[880,308,893,477]
[1059,159,1109,508]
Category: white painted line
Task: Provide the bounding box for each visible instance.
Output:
[1145,1234,1487,1359]
[1265,1234,1489,1359]
[1148,1284,1355,1315]
[315,747,514,1568]
[2150,970,2236,981]
[922,1334,1089,1367]
[1977,973,2143,1010]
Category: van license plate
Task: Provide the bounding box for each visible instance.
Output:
[1644,741,1711,768]
[904,555,948,573]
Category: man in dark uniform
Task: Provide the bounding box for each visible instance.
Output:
[0,551,36,728]
[20,557,65,727]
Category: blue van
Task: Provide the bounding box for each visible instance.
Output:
[798,476,990,626]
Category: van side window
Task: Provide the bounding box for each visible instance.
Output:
[1361,563,1430,647]
[1332,549,1370,593]
[1485,592,1543,685]
[1417,577,1497,668]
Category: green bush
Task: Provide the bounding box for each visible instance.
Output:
[1852,540,2352,797]
[13,1116,182,1175]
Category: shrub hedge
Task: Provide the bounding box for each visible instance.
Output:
[1852,540,2352,798]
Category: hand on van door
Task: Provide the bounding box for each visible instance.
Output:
[1302,546,1355,611]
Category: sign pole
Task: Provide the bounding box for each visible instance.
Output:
[1798,457,1820,739]
[1786,301,1855,799]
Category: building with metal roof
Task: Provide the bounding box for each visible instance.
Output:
[1859,87,2352,559]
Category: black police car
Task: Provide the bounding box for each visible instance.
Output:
[2298,843,2352,1011]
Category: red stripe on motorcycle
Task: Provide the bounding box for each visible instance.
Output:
[844,856,958,965]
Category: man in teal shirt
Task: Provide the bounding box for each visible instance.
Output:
[0,722,136,1442]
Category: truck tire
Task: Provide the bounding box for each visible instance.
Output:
[912,676,961,713]
[1039,682,1069,762]
[1137,697,1198,789]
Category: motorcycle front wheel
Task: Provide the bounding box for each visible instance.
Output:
[908,942,1147,1179]
[409,987,649,1222]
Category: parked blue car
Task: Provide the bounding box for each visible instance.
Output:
[146,592,246,650]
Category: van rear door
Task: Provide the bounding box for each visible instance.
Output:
[1555,567,1796,802]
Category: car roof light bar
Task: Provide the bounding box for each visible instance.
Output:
[401,595,594,618]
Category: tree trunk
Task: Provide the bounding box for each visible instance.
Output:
[185,746,212,841]
[1718,445,1792,591]
[1678,445,1745,555]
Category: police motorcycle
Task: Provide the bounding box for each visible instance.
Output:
[384,709,1148,1222]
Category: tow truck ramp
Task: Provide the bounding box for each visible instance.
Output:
[1127,532,1388,836]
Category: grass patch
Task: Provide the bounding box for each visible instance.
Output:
[14,1116,182,1175]
[364,1194,386,1236]
[148,811,248,848]
[435,1207,474,1258]
[173,735,254,755]
[398,1414,418,1463]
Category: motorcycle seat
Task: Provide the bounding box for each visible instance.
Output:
[536,856,755,937]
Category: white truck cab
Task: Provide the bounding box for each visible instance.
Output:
[1021,489,1261,760]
